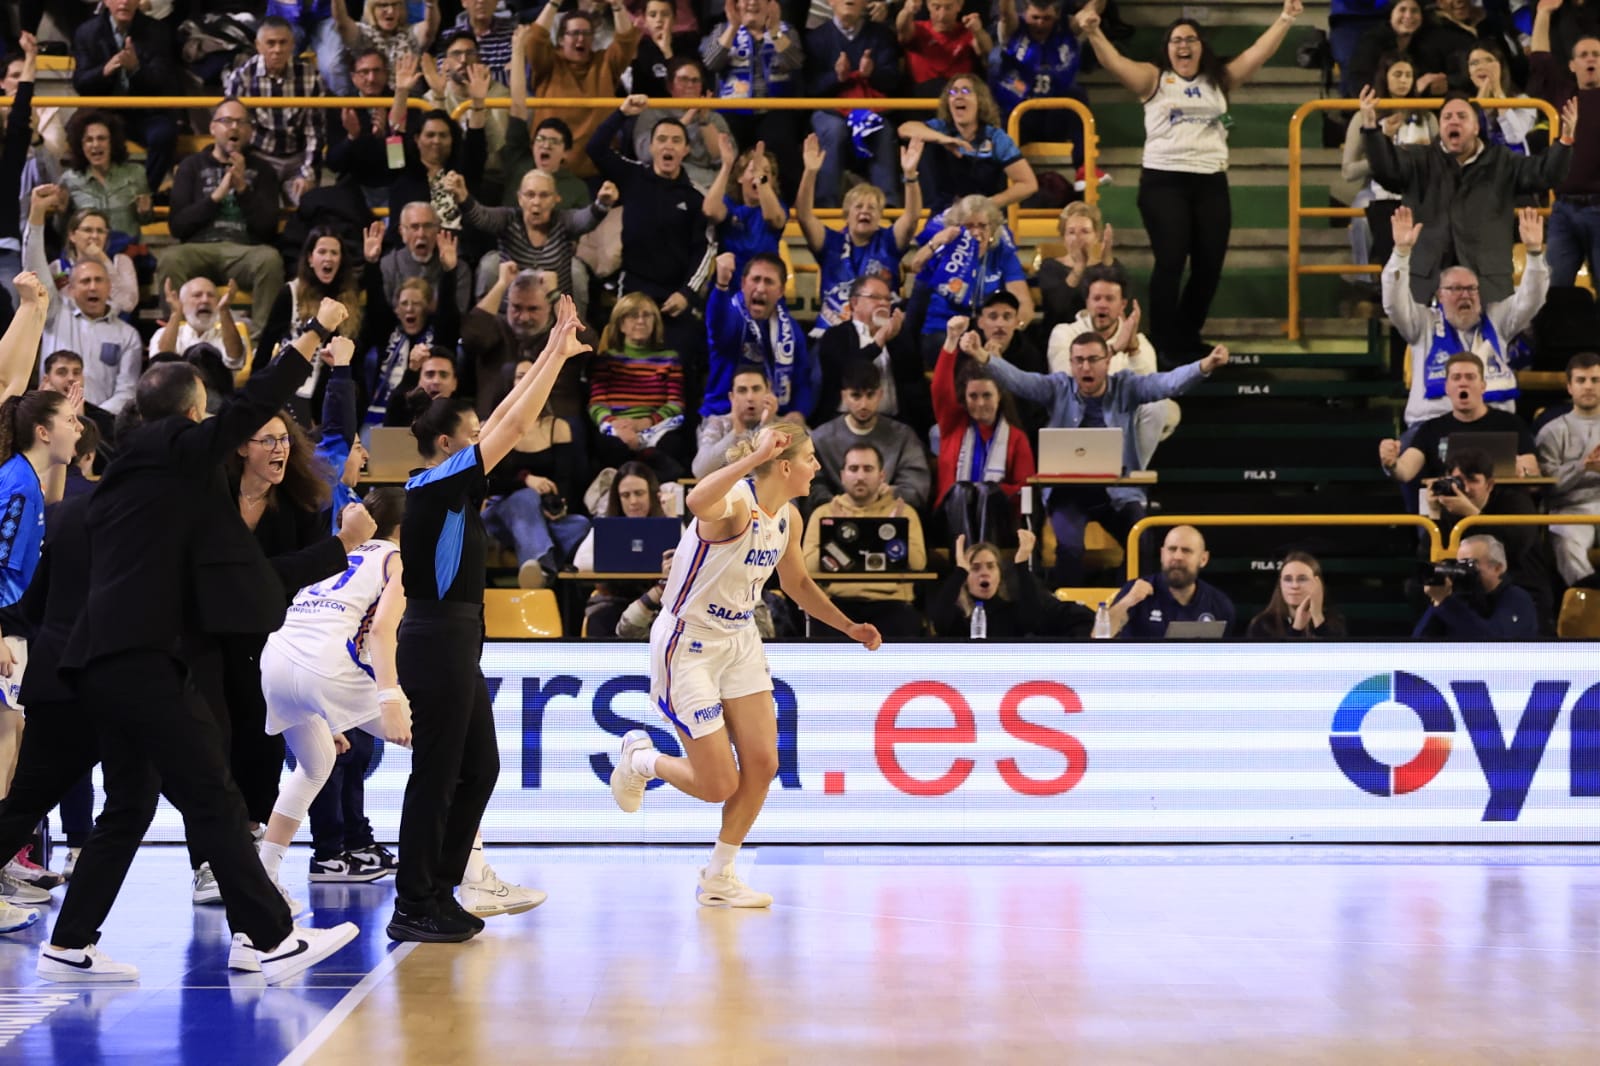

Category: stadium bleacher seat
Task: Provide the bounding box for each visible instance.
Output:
[484,589,562,639]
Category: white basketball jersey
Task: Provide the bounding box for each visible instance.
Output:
[1142,73,1229,174]
[659,480,791,638]
[268,539,399,680]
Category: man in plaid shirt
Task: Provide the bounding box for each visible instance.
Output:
[223,16,325,205]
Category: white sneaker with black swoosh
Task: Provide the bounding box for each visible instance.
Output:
[254,923,359,985]
[36,944,139,983]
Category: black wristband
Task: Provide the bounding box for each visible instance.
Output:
[301,317,335,345]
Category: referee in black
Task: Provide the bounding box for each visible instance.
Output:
[37,298,359,985]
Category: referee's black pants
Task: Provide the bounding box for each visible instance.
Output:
[394,603,499,912]
[51,651,292,951]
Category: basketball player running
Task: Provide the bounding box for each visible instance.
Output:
[609,423,882,906]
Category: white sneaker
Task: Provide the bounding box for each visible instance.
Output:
[459,864,546,916]
[256,923,359,985]
[37,943,140,983]
[228,932,261,973]
[1,871,51,906]
[610,729,654,813]
[696,864,772,908]
[0,900,40,934]
[192,863,223,906]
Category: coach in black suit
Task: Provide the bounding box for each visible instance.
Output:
[70,0,181,187]
[46,298,353,963]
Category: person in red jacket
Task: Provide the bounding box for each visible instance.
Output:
[931,314,1036,508]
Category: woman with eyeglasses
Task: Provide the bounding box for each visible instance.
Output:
[898,73,1039,216]
[904,194,1034,368]
[589,293,690,481]
[1079,0,1302,365]
[185,335,380,910]
[1247,551,1346,639]
[631,56,732,191]
[332,0,439,82]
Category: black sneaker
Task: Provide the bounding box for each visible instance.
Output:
[436,893,486,934]
[308,852,387,884]
[385,902,478,943]
[346,843,397,876]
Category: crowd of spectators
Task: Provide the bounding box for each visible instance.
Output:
[1,0,1597,640]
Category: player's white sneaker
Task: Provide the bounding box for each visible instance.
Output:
[610,729,654,813]
[460,864,547,916]
[37,944,139,983]
[696,864,773,908]
[0,899,40,934]
[271,878,307,918]
[228,932,261,973]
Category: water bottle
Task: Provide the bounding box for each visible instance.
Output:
[970,601,988,640]
[1092,602,1112,640]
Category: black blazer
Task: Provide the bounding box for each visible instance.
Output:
[19,491,92,706]
[63,352,315,670]
[71,10,179,98]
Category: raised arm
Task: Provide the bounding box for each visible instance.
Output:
[1380,206,1433,344]
[0,272,49,402]
[750,143,786,232]
[1224,0,1302,89]
[331,0,362,47]
[796,133,827,252]
[702,130,736,223]
[479,295,591,470]
[509,22,532,121]
[1531,0,1558,54]
[896,0,922,44]
[415,0,440,50]
[1077,9,1159,98]
[892,140,925,249]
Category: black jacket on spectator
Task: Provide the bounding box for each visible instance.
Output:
[62,352,314,671]
[929,561,1091,638]
[1362,129,1570,303]
[1412,580,1539,638]
[18,491,92,706]
[0,82,33,254]
[326,102,423,193]
[383,126,487,254]
[71,9,180,97]
[586,108,713,308]
[168,150,283,245]
[815,321,931,434]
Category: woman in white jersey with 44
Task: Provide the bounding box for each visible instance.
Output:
[609,421,882,906]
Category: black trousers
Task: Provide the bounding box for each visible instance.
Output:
[1136,168,1232,363]
[308,728,378,859]
[394,604,499,911]
[186,633,285,870]
[0,700,103,866]
[52,651,292,951]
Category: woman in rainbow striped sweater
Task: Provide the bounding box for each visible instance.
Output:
[589,293,691,482]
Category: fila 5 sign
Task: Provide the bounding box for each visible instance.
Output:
[125,643,1600,843]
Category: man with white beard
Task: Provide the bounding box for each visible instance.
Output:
[150,277,249,372]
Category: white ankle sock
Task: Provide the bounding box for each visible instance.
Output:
[631,748,661,778]
[259,841,287,879]
[708,839,740,872]
[464,835,488,883]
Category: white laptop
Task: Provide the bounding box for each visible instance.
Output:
[1036,428,1125,477]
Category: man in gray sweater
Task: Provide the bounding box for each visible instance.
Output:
[1536,351,1600,588]
[808,361,932,513]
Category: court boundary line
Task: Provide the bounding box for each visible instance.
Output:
[278,941,416,1066]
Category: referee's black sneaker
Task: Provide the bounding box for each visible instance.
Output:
[386,901,478,943]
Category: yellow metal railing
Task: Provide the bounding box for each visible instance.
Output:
[1125,513,1443,580]
[1285,96,1562,340]
[1441,513,1600,557]
[3,95,431,111]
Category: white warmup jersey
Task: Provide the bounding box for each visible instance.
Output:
[1142,72,1229,174]
[267,538,399,682]
[657,479,791,639]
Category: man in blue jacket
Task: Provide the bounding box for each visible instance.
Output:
[1413,534,1539,638]
[702,251,818,424]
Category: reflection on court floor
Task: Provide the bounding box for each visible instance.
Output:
[3,845,1600,1065]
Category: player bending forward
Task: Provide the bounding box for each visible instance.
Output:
[609,423,882,905]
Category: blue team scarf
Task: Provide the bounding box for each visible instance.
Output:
[732,291,800,408]
[366,325,435,423]
[848,109,883,155]
[1423,312,1515,404]
[719,25,794,101]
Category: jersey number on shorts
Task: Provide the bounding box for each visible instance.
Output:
[308,555,365,597]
